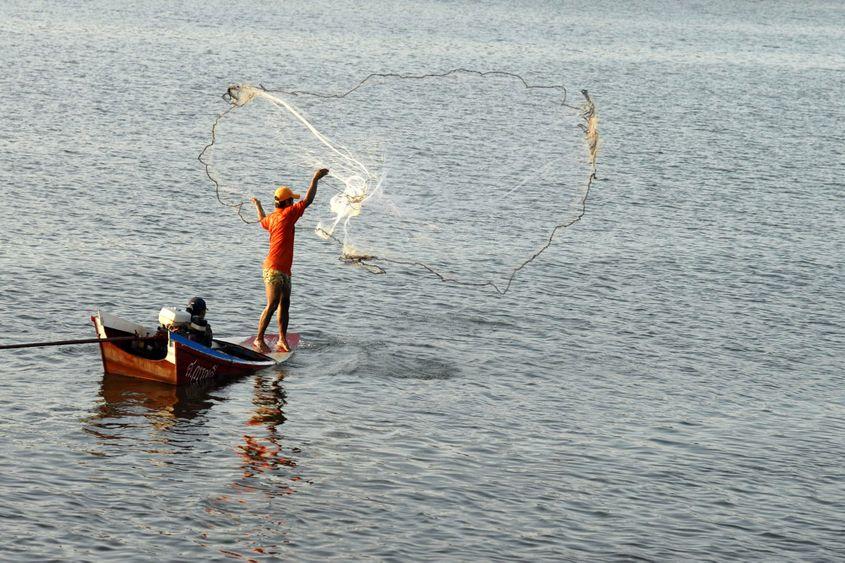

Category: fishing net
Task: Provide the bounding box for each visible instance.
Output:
[199,69,599,295]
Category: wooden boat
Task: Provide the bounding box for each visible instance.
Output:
[91,311,276,385]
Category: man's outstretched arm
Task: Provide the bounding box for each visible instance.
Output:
[304,168,329,208]
[251,198,266,221]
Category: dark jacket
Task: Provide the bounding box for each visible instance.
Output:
[186,316,213,347]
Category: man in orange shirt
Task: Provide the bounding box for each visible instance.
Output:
[251,168,329,353]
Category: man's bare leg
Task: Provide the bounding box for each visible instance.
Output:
[276,283,292,352]
[255,282,282,353]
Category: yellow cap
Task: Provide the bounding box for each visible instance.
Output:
[274,186,300,201]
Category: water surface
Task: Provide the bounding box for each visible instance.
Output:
[1,0,843,560]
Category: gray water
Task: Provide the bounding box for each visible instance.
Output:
[1,1,844,560]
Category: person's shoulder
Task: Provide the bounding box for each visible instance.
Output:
[282,201,307,218]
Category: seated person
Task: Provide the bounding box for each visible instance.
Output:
[184,296,213,347]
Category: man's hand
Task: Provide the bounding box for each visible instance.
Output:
[305,169,328,207]
[252,197,266,221]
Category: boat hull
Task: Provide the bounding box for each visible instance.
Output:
[92,313,276,385]
[98,338,176,384]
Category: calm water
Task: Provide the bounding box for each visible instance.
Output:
[1,0,844,560]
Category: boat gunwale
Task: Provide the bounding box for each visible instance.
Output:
[171,332,276,367]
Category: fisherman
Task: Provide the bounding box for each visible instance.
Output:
[251,168,329,353]
[184,296,213,347]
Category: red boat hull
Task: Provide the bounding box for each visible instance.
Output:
[92,313,275,385]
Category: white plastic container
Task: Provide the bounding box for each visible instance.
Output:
[159,307,191,328]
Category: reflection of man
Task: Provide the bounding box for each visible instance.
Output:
[250,168,329,353]
[238,374,296,484]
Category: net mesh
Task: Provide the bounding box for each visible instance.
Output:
[198,69,599,294]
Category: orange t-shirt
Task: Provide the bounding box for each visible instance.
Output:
[260,201,307,275]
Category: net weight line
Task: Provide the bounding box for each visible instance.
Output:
[266,68,578,110]
[343,90,598,295]
[199,70,599,295]
[198,103,256,223]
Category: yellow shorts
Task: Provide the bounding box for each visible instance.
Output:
[262,268,291,291]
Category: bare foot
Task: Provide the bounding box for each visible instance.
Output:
[275,338,291,353]
[253,338,271,353]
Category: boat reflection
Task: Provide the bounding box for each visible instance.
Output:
[91,373,223,427]
[85,370,305,495]
[83,373,230,456]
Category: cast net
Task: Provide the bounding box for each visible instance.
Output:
[199,69,599,295]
